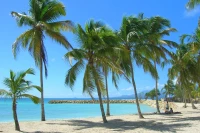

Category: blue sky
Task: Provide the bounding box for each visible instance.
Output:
[0,0,199,98]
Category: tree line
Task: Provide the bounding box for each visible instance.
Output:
[0,0,200,131]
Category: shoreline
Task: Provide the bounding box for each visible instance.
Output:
[1,103,200,133]
[1,102,200,132]
[0,100,181,123]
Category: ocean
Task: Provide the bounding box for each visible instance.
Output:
[0,98,156,122]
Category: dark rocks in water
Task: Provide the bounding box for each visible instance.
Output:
[48,100,136,104]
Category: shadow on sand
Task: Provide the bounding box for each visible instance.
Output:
[46,116,192,132]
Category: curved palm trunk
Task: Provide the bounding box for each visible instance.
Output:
[93,66,107,123]
[154,62,160,113]
[12,98,20,131]
[105,72,110,116]
[96,81,108,123]
[40,57,45,121]
[129,60,144,118]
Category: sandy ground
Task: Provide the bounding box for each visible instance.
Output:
[0,102,200,133]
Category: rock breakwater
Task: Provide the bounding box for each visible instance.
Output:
[48,100,135,104]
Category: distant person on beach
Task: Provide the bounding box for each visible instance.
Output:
[170,108,173,113]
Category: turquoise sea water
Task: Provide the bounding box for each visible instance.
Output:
[0,98,156,122]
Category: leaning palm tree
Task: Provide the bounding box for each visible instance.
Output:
[117,14,158,118]
[65,20,122,123]
[145,16,177,113]
[11,0,73,121]
[0,68,41,131]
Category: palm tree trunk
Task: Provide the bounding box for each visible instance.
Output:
[12,98,20,131]
[154,61,160,114]
[129,60,144,118]
[183,96,187,108]
[40,57,45,121]
[105,71,110,116]
[183,87,187,108]
[96,83,108,123]
[93,66,107,123]
[189,94,197,109]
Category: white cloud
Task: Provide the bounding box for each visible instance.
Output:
[111,92,122,97]
[51,58,56,62]
[145,86,150,89]
[121,87,133,91]
[184,7,200,17]
[158,83,164,88]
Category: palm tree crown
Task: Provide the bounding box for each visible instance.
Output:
[12,0,73,75]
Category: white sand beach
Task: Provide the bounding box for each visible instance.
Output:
[0,102,200,133]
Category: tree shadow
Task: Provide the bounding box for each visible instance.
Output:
[46,118,190,132]
[20,131,62,133]
[172,116,200,122]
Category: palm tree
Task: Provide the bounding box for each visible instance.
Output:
[186,0,200,9]
[0,68,41,131]
[162,80,175,99]
[168,44,196,108]
[145,88,161,100]
[117,14,159,118]
[103,47,130,116]
[173,84,184,101]
[145,16,177,113]
[180,26,200,105]
[187,83,198,109]
[65,20,121,123]
[11,0,73,121]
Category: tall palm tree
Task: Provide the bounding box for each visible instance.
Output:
[145,16,177,113]
[117,14,158,118]
[65,20,121,123]
[11,0,73,121]
[0,68,41,131]
[103,46,130,116]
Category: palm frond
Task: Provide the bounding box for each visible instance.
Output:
[65,60,84,89]
[186,0,200,9]
[20,94,40,104]
[12,29,34,58]
[45,29,73,49]
[83,64,96,97]
[11,11,34,27]
[46,20,74,32]
[41,0,66,22]
[0,89,12,98]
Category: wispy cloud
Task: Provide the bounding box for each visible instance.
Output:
[145,86,150,89]
[158,83,164,88]
[51,58,56,62]
[184,7,200,17]
[121,87,133,91]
